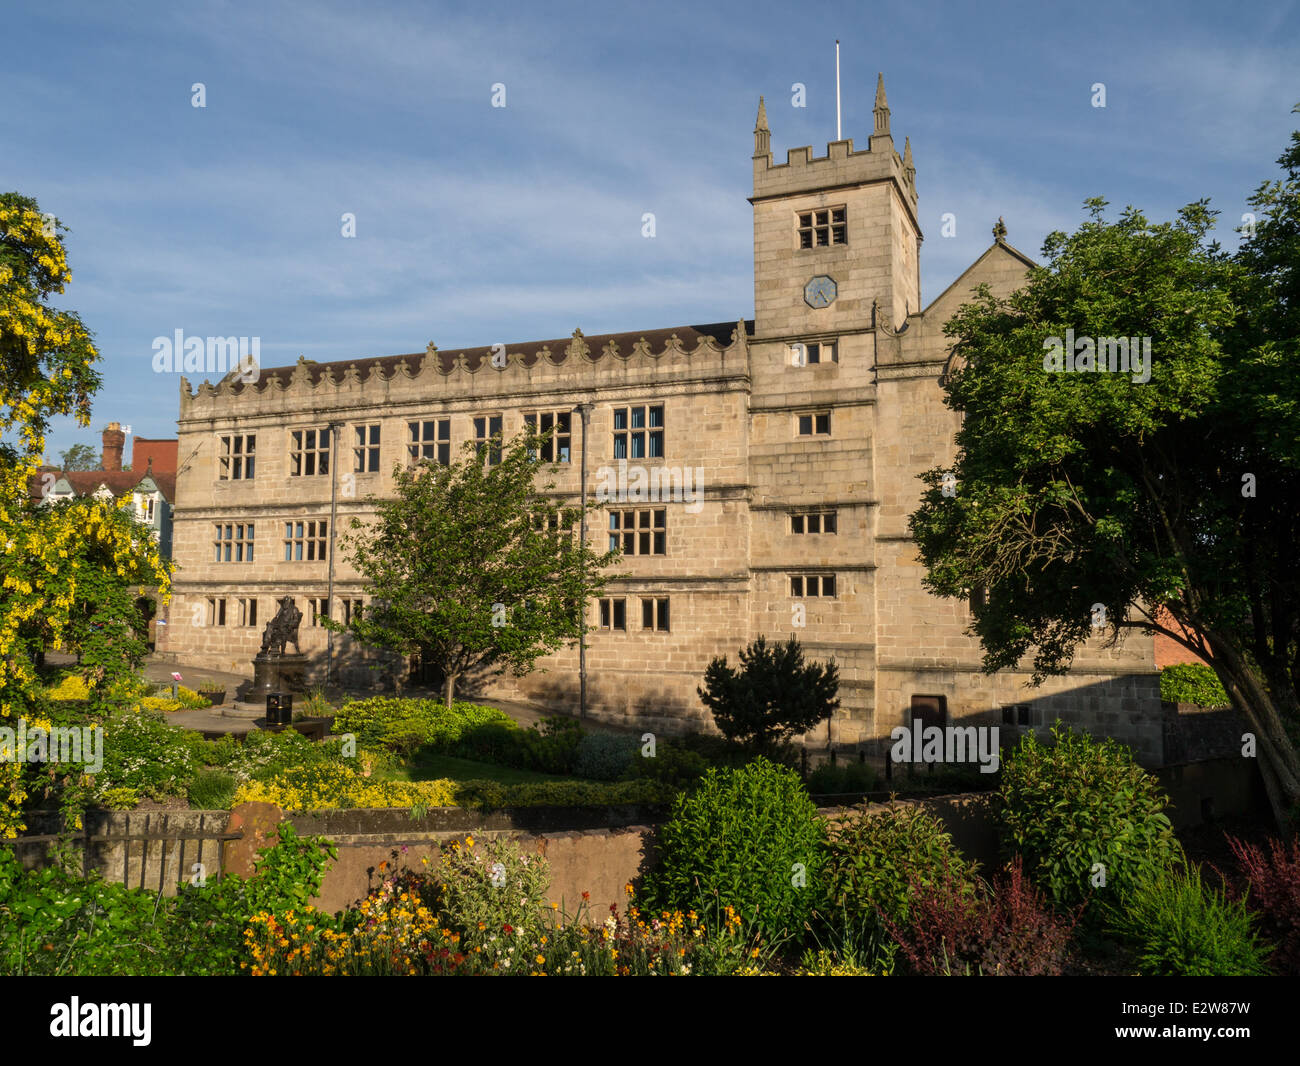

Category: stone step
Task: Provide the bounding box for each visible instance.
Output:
[221,702,267,719]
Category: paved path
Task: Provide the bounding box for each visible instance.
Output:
[140,658,248,692]
[135,654,636,737]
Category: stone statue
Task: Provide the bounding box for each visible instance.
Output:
[259,596,303,655]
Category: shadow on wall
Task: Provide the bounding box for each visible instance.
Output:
[515,672,707,735]
[867,672,1165,767]
[334,649,1168,768]
[325,645,504,698]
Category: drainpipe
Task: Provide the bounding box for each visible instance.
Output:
[326,420,344,687]
[576,402,595,720]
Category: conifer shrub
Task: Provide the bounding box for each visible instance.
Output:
[573,731,638,781]
[1105,864,1272,976]
[187,768,239,810]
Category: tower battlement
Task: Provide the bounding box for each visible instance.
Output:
[750,74,917,213]
[748,73,921,338]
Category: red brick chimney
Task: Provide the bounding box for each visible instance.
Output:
[101,422,125,472]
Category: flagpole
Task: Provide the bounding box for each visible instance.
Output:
[835,39,842,140]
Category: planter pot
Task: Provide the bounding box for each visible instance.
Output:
[202,691,226,706]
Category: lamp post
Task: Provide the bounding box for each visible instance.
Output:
[326,420,344,688]
[576,402,595,720]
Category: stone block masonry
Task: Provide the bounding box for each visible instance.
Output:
[159,76,1162,756]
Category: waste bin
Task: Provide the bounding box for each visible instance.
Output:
[266,691,293,727]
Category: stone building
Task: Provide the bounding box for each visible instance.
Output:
[157,77,1163,761]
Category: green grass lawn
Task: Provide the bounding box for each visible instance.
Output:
[381,750,579,786]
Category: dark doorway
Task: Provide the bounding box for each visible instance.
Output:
[408,650,445,690]
[909,693,948,730]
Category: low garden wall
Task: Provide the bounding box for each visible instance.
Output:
[271,793,1007,913]
[1155,754,1268,829]
[9,754,1266,908]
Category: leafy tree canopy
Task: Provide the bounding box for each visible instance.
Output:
[0,192,170,834]
[908,114,1300,822]
[57,442,98,470]
[329,425,616,706]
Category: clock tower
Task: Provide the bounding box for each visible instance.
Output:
[744,74,925,737]
[748,74,920,345]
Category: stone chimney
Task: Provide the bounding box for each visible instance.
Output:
[101,422,125,471]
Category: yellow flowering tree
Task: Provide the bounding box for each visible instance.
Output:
[0,191,170,835]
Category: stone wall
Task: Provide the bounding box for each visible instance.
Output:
[10,756,1268,911]
[156,91,1166,751]
[1162,700,1248,765]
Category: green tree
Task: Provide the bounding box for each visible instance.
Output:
[908,114,1300,824]
[19,498,158,687]
[697,635,839,755]
[329,426,616,706]
[0,192,170,836]
[57,442,97,470]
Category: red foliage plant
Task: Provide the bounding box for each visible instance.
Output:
[881,856,1081,976]
[1222,834,1300,976]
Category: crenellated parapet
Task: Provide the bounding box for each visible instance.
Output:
[750,74,917,214]
[178,321,752,422]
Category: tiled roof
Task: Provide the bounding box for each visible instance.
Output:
[133,438,178,474]
[26,469,175,503]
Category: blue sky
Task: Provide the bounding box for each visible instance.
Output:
[4,0,1297,463]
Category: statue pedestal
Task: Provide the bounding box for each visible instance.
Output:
[251,653,308,700]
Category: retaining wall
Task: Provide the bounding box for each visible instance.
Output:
[7,754,1267,908]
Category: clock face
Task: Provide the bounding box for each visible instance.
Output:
[804,275,837,309]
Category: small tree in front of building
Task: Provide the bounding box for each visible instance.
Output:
[698,635,840,756]
[329,426,616,707]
